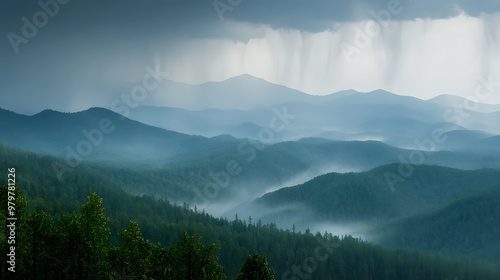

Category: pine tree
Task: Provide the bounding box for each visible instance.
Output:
[112,220,155,279]
[56,193,111,279]
[79,193,111,279]
[166,229,226,280]
[235,254,275,280]
[25,211,55,279]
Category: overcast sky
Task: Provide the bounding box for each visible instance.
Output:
[1,0,500,114]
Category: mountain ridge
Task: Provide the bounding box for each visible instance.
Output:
[256,163,500,224]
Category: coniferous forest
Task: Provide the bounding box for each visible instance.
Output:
[1,145,500,279]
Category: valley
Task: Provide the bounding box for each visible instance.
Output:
[1,76,499,278]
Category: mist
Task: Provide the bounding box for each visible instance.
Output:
[164,13,500,104]
[261,164,364,195]
[195,164,367,236]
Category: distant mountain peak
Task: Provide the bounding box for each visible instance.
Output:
[369,89,397,95]
[428,94,465,104]
[196,73,269,87]
[227,73,264,81]
[32,109,65,119]
[31,107,118,118]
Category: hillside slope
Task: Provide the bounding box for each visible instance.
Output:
[258,164,500,223]
[379,189,500,263]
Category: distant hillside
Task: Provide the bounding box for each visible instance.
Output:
[125,83,500,147]
[379,189,500,263]
[429,94,500,114]
[145,74,315,110]
[126,106,270,137]
[0,107,226,165]
[224,122,264,139]
[2,106,500,207]
[257,164,500,223]
[436,130,500,152]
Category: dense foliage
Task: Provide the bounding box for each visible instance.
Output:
[380,189,500,265]
[0,191,231,279]
[2,189,500,279]
[1,145,500,279]
[259,164,500,222]
[235,254,275,280]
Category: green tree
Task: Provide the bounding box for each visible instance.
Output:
[235,254,275,280]
[56,193,111,280]
[79,193,111,279]
[167,229,226,280]
[112,220,155,279]
[24,211,56,279]
[55,213,84,279]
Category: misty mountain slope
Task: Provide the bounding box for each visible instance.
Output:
[146,74,315,111]
[0,107,228,165]
[119,74,500,145]
[126,106,273,137]
[329,89,443,114]
[352,117,463,148]
[265,140,402,170]
[460,110,500,135]
[126,86,500,149]
[435,130,500,152]
[0,140,417,210]
[127,102,480,149]
[165,140,411,203]
[0,143,230,205]
[257,164,500,224]
[2,106,500,206]
[484,135,500,148]
[379,188,500,263]
[0,106,408,180]
[283,101,442,128]
[425,94,500,134]
[200,137,500,202]
[143,75,448,114]
[0,127,411,204]
[429,94,500,114]
[181,139,500,207]
[224,122,265,139]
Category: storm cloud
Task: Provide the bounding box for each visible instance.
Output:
[1,0,499,114]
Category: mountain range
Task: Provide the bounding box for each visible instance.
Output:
[1,105,500,206]
[125,75,500,150]
[1,74,500,269]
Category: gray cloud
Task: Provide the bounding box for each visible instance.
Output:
[2,1,499,46]
[1,0,499,114]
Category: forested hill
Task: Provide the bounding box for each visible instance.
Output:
[0,107,216,164]
[380,188,500,264]
[258,164,500,222]
[1,145,500,279]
